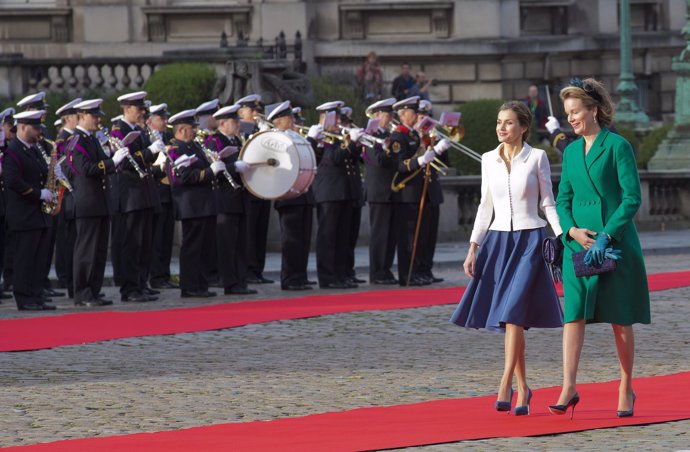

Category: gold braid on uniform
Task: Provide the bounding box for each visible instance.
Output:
[552,132,567,149]
[391,148,426,193]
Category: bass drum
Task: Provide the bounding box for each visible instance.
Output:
[239,130,317,200]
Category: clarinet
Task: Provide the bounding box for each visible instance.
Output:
[99,126,148,179]
[193,135,241,191]
[147,127,174,165]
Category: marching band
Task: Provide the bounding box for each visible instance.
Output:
[0,90,452,311]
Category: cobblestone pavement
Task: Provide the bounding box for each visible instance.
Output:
[0,252,689,450]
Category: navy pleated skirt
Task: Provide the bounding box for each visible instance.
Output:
[450,228,563,332]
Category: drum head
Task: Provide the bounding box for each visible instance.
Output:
[240,130,314,200]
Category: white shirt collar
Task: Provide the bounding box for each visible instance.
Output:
[76,125,92,136]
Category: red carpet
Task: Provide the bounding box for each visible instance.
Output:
[1,269,689,353]
[4,372,690,451]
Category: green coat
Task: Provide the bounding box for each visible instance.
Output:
[556,128,650,325]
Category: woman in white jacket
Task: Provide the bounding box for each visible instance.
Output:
[450,101,563,416]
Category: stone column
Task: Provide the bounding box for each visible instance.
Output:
[649,0,690,169]
[616,0,650,127]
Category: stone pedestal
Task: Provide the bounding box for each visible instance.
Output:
[649,0,690,170]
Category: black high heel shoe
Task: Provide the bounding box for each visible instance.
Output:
[513,388,532,416]
[495,388,514,412]
[548,392,580,419]
[617,392,636,418]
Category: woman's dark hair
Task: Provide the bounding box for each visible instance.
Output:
[559,77,615,127]
[498,100,532,142]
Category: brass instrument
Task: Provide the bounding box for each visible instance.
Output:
[193,135,241,191]
[39,138,73,192]
[41,140,64,215]
[294,124,345,145]
[147,127,174,165]
[98,125,148,178]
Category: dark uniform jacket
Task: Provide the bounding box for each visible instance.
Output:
[55,128,77,220]
[152,129,172,204]
[364,128,399,203]
[3,138,51,231]
[71,128,118,218]
[168,138,217,220]
[0,139,7,216]
[111,119,159,213]
[205,132,244,215]
[389,124,444,205]
[311,137,362,204]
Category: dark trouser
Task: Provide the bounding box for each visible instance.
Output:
[42,215,58,289]
[368,202,398,281]
[345,203,362,279]
[205,220,218,283]
[418,204,440,277]
[74,216,109,303]
[277,204,313,288]
[2,228,14,289]
[244,194,271,278]
[395,202,426,285]
[0,216,5,289]
[13,227,51,307]
[217,212,247,290]
[180,216,215,293]
[119,209,153,296]
[316,201,353,286]
[55,208,70,286]
[149,201,175,285]
[110,213,124,286]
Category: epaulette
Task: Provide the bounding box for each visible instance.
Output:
[396,124,410,134]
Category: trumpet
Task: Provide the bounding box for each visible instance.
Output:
[193,135,241,191]
[339,125,390,151]
[295,124,346,145]
[98,125,148,178]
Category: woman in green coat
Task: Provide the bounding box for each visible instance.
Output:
[549,78,650,419]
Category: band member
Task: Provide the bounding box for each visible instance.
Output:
[267,101,315,291]
[195,99,221,286]
[3,110,57,310]
[167,109,224,298]
[339,106,366,285]
[308,101,362,289]
[147,103,178,289]
[0,108,15,300]
[364,98,399,284]
[237,94,273,284]
[111,91,164,302]
[207,104,257,295]
[53,98,82,297]
[71,99,126,306]
[416,100,447,284]
[389,96,450,286]
[17,92,65,298]
[292,107,305,125]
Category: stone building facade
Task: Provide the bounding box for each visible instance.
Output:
[0,0,687,120]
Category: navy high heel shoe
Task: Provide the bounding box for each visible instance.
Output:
[495,388,514,412]
[513,388,532,416]
[548,392,580,419]
[617,392,636,418]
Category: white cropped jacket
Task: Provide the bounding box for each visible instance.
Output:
[469,143,562,245]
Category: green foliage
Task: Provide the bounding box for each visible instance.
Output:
[451,99,504,175]
[637,124,672,169]
[614,126,641,156]
[143,63,217,114]
[304,75,368,128]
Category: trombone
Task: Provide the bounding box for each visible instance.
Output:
[431,123,482,163]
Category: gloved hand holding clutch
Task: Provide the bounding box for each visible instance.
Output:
[416,149,436,167]
[584,231,610,266]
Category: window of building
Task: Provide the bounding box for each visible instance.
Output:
[519,1,573,36]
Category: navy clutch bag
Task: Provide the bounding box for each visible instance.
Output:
[572,250,617,277]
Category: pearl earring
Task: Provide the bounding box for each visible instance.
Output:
[593,115,597,124]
